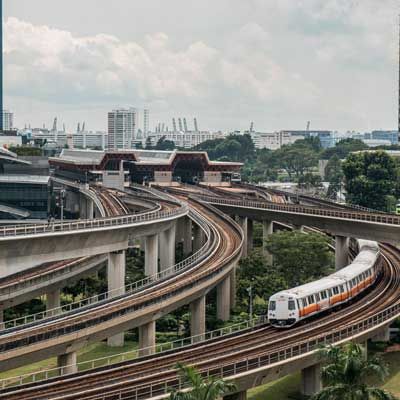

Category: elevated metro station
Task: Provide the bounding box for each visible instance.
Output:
[49,149,243,187]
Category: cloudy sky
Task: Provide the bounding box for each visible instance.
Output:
[4,0,399,133]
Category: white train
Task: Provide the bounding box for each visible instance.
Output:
[268,240,380,327]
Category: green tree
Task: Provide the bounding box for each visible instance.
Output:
[313,343,396,400]
[265,231,333,287]
[154,136,176,151]
[9,146,42,156]
[275,145,318,179]
[169,363,236,400]
[237,251,287,314]
[342,151,399,211]
[321,138,368,160]
[325,155,343,200]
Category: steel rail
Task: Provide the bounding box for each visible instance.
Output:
[0,208,212,331]
[0,199,241,370]
[1,239,396,400]
[193,195,400,225]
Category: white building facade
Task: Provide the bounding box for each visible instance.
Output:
[3,110,13,131]
[108,108,137,149]
[250,131,300,150]
[147,130,227,149]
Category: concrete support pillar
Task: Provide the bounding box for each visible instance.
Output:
[193,223,205,252]
[217,275,231,321]
[190,296,206,342]
[262,220,273,264]
[79,194,94,219]
[247,219,253,255]
[107,251,126,347]
[335,235,349,270]
[371,326,391,342]
[145,234,159,277]
[138,321,156,357]
[237,216,248,258]
[87,199,94,220]
[183,218,193,256]
[301,364,322,397]
[58,351,78,375]
[47,288,61,314]
[159,224,176,272]
[224,391,247,400]
[175,218,184,246]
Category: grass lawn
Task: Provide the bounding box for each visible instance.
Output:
[248,351,400,400]
[248,373,301,400]
[0,340,138,382]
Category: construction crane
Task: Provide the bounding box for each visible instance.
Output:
[306,121,311,132]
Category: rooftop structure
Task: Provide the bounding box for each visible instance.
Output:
[50,149,242,185]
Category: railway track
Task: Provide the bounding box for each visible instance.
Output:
[1,190,400,400]
[0,197,241,382]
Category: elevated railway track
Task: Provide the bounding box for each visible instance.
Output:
[1,240,399,400]
[0,197,242,373]
[1,184,400,399]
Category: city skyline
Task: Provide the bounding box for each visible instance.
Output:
[4,0,399,133]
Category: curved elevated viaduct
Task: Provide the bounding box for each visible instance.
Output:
[0,183,398,400]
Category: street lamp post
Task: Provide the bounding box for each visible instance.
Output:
[60,188,66,226]
[246,285,253,322]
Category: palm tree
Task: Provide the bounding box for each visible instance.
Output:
[169,362,237,400]
[312,342,397,400]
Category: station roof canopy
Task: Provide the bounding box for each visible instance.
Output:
[50,149,243,171]
[0,175,50,185]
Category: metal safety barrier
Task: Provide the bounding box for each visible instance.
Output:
[194,195,400,225]
[0,316,267,389]
[0,209,211,331]
[82,300,400,400]
[0,205,188,238]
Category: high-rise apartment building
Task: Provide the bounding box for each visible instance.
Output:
[143,109,150,135]
[3,110,13,131]
[107,108,137,149]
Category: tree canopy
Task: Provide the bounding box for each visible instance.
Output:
[265,231,333,287]
[321,138,368,160]
[169,363,236,400]
[313,343,396,400]
[342,150,399,211]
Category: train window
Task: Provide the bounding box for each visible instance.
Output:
[320,291,327,300]
[328,289,332,297]
[340,285,344,293]
[333,287,339,295]
[308,295,315,304]
[302,298,308,307]
[288,300,296,310]
[315,293,320,302]
[269,301,276,311]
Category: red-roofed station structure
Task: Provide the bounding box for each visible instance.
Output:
[49,149,242,187]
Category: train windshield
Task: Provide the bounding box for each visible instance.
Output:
[269,301,276,311]
[288,300,296,310]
